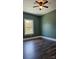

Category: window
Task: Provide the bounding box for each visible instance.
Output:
[24,19,34,35]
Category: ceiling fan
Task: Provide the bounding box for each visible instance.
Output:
[33,0,48,10]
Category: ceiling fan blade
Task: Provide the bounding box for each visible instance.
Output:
[35,1,39,4]
[44,1,48,4]
[43,6,48,8]
[33,6,39,8]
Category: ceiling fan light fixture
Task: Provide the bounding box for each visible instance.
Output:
[39,6,43,9]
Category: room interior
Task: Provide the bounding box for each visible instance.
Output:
[23,0,56,59]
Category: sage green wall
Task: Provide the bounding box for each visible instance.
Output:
[41,10,56,38]
[23,12,41,38]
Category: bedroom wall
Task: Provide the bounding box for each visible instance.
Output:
[23,10,56,39]
[23,12,41,38]
[41,10,56,38]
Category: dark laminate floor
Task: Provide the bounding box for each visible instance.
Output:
[23,38,56,59]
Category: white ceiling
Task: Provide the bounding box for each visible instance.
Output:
[23,0,56,16]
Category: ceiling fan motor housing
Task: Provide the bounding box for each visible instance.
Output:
[34,0,48,10]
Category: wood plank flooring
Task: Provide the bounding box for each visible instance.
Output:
[23,38,56,59]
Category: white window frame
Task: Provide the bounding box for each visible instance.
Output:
[24,19,34,35]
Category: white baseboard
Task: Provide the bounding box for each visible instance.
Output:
[24,36,56,41]
[41,36,56,41]
[23,36,41,40]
